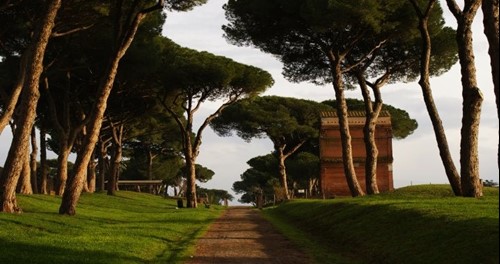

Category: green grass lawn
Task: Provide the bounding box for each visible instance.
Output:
[263,185,499,264]
[2,185,498,264]
[0,191,224,264]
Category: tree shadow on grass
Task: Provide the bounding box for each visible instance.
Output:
[148,226,206,263]
[0,238,144,264]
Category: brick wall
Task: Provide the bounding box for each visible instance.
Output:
[320,111,394,197]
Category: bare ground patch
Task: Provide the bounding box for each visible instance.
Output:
[185,206,313,264]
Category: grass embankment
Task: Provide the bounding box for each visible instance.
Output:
[0,192,224,264]
[264,185,499,264]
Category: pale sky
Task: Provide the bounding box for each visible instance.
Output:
[0,0,498,204]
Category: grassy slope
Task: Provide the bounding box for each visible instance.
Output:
[263,185,499,264]
[1,186,497,264]
[0,192,224,264]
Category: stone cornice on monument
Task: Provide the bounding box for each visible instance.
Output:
[320,111,391,126]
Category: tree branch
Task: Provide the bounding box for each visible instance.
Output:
[445,0,462,18]
[283,139,306,160]
[194,96,239,153]
[51,24,95,38]
[343,38,387,73]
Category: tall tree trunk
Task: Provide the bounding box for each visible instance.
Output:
[147,148,154,180]
[327,52,365,197]
[96,142,104,192]
[446,0,484,198]
[107,123,123,196]
[40,120,48,194]
[356,72,383,195]
[81,171,90,193]
[87,150,97,193]
[411,0,462,195]
[481,0,499,171]
[162,94,236,207]
[276,146,290,200]
[97,138,110,192]
[44,74,86,196]
[363,115,380,195]
[18,149,33,195]
[106,155,117,195]
[0,53,28,134]
[59,2,163,215]
[146,147,156,193]
[185,156,197,208]
[30,127,38,194]
[184,125,198,208]
[56,144,71,195]
[0,0,61,213]
[365,97,383,195]
[274,139,306,200]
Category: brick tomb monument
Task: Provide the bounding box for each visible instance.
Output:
[319,111,394,197]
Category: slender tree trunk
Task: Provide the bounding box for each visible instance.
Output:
[44,74,86,196]
[356,72,382,194]
[164,97,235,208]
[87,150,97,193]
[96,142,104,192]
[0,53,28,134]
[274,139,306,200]
[107,123,123,196]
[327,52,365,197]
[363,118,380,195]
[446,0,483,197]
[147,147,154,193]
[184,130,198,208]
[30,127,38,194]
[56,144,71,195]
[481,0,499,171]
[257,188,264,209]
[106,158,117,196]
[185,156,197,208]
[81,171,90,193]
[365,106,382,195]
[411,0,462,195]
[59,3,162,215]
[276,146,290,200]
[40,120,48,194]
[147,147,154,181]
[19,149,33,195]
[0,0,61,213]
[62,55,120,206]
[97,138,109,192]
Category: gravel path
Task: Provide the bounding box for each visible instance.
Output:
[185,206,313,264]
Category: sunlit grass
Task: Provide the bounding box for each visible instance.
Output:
[2,185,497,264]
[264,185,499,264]
[0,191,224,264]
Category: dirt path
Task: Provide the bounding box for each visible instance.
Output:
[185,206,313,264]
